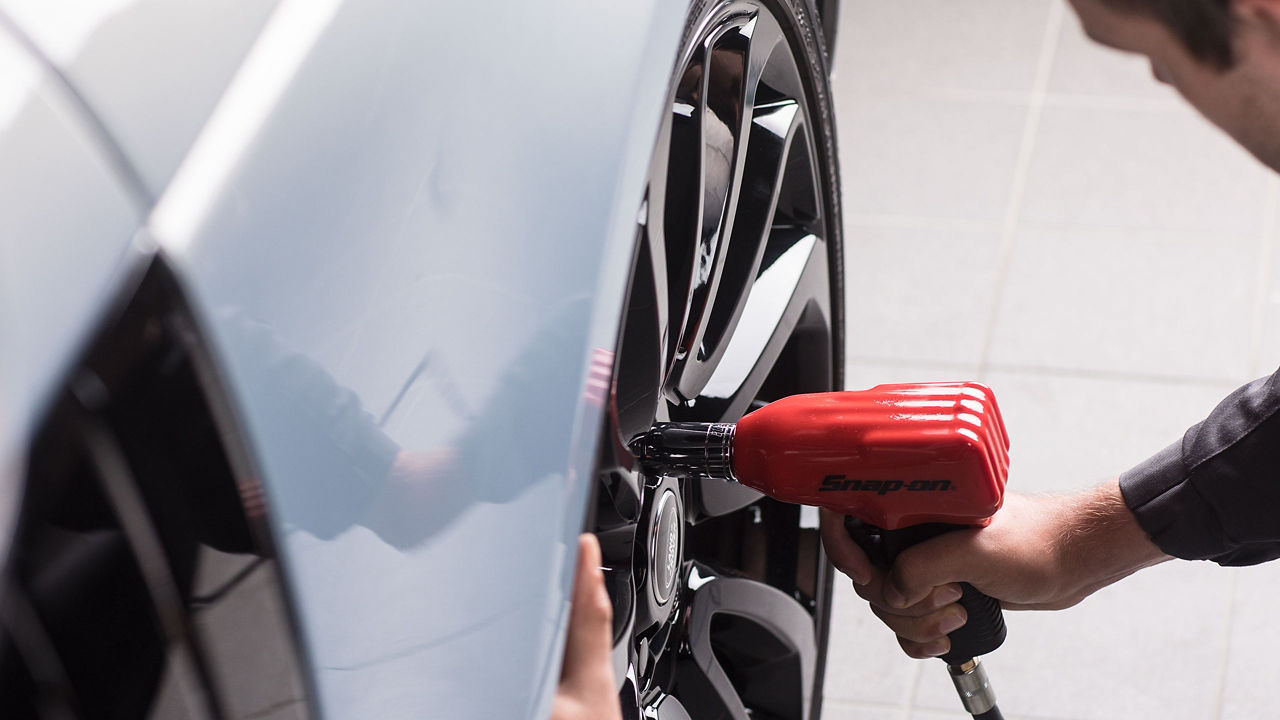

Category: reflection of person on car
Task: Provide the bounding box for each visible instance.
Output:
[222,299,590,549]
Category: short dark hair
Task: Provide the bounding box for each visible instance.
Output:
[1102,0,1236,68]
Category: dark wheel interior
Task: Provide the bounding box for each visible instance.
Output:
[594,1,844,718]
[0,264,313,720]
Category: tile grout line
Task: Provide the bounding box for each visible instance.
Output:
[820,695,1095,720]
[1210,567,1239,720]
[844,213,1003,233]
[903,660,922,718]
[848,354,1242,389]
[1248,175,1278,377]
[923,86,1184,114]
[822,699,913,712]
[847,213,1265,244]
[977,1,1066,378]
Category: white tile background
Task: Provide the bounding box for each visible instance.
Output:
[824,2,1280,718]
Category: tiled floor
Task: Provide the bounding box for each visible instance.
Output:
[824,2,1280,719]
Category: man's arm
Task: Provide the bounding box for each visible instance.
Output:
[1121,371,1280,565]
[822,367,1280,658]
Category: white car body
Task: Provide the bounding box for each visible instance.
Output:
[0,1,691,716]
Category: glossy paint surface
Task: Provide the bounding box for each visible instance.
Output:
[734,383,1010,529]
[141,0,687,717]
[0,20,143,555]
[0,0,280,197]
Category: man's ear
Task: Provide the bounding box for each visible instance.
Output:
[1234,0,1280,44]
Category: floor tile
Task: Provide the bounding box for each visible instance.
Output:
[824,579,920,707]
[834,0,1052,96]
[822,701,908,720]
[844,224,1003,366]
[911,560,1231,720]
[845,360,981,391]
[1219,563,1280,720]
[1046,8,1182,105]
[195,562,305,718]
[1251,224,1280,375]
[909,710,979,720]
[837,94,1028,223]
[988,225,1258,382]
[979,370,1236,494]
[1020,103,1269,236]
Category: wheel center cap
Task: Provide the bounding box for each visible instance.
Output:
[650,489,681,605]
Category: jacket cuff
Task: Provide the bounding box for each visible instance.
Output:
[1119,440,1221,561]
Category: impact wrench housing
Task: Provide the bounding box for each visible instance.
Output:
[629,383,1012,718]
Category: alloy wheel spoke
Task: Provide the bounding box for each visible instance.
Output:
[663,48,707,367]
[649,693,693,720]
[701,232,831,422]
[689,99,803,400]
[666,10,811,407]
[667,14,757,403]
[644,142,673,367]
[683,228,830,517]
[676,575,818,720]
[645,224,671,400]
[612,226,668,444]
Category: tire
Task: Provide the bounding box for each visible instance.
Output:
[593,1,844,718]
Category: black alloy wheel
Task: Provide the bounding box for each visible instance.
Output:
[593,1,844,719]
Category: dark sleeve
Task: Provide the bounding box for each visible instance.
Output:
[224,310,400,539]
[1119,370,1280,566]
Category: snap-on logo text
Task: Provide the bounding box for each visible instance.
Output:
[818,475,953,494]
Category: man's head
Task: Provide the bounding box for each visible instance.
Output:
[1097,1,1237,67]
[1070,0,1280,169]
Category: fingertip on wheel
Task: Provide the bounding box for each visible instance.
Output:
[575,534,610,614]
[577,532,601,566]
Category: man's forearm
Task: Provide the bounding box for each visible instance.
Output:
[1055,479,1171,601]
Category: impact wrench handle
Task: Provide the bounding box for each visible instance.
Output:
[843,517,1006,665]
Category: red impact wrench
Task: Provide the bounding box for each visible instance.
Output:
[629,382,1010,720]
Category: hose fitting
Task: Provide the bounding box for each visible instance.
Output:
[947,658,997,716]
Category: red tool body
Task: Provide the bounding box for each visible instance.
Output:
[630,382,1011,719]
[731,383,1009,529]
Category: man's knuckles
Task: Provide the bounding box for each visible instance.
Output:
[899,635,951,660]
[887,532,980,605]
[871,604,966,644]
[859,581,961,618]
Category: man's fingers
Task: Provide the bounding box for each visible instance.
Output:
[561,534,615,690]
[853,576,963,618]
[898,634,951,660]
[883,530,980,609]
[870,603,967,644]
[553,535,623,720]
[819,509,872,585]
